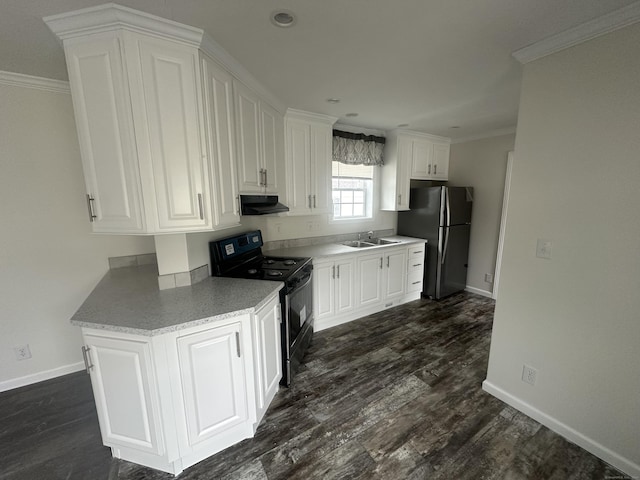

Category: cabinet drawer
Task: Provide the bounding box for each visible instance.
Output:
[407,271,423,292]
[408,258,424,273]
[408,245,425,259]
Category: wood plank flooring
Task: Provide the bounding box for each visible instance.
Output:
[0,293,628,479]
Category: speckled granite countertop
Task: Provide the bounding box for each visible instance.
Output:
[71,264,283,336]
[267,235,427,260]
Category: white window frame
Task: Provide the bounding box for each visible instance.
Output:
[329,163,380,224]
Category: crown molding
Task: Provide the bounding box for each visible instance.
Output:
[393,129,451,144]
[44,3,203,46]
[0,71,70,94]
[450,126,517,144]
[286,108,339,125]
[513,2,640,64]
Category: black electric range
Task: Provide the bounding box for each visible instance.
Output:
[209,230,313,386]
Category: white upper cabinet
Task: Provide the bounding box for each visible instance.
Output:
[46,4,286,234]
[410,137,450,181]
[63,33,145,233]
[234,80,285,195]
[200,53,241,229]
[130,34,211,232]
[48,7,212,234]
[381,130,451,211]
[284,110,337,216]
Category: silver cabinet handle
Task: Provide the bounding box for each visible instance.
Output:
[428,164,431,175]
[235,332,241,357]
[398,194,401,205]
[332,265,335,279]
[313,195,317,208]
[413,263,422,267]
[336,265,340,278]
[259,168,265,186]
[387,256,390,268]
[235,195,240,214]
[379,257,383,269]
[197,193,204,220]
[434,164,437,175]
[264,169,268,187]
[412,280,421,285]
[86,194,97,222]
[81,346,94,374]
[308,195,312,209]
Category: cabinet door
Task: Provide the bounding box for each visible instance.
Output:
[252,295,282,422]
[260,101,284,194]
[335,257,355,315]
[385,249,407,300]
[83,333,163,454]
[285,119,312,215]
[176,322,248,447]
[135,36,211,231]
[233,81,262,192]
[313,261,335,321]
[431,142,450,180]
[396,137,411,210]
[357,254,384,308]
[201,54,241,228]
[310,123,332,214]
[64,34,144,233]
[410,139,432,179]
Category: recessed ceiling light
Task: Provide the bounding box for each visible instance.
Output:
[345,113,358,117]
[397,123,409,128]
[326,98,340,104]
[450,126,461,129]
[271,10,296,28]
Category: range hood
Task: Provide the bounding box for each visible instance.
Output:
[240,195,289,215]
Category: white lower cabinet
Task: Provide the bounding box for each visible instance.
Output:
[313,256,356,322]
[83,333,164,456]
[314,243,425,331]
[80,292,281,476]
[176,322,249,448]
[251,294,282,427]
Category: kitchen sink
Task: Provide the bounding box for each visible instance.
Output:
[367,238,400,245]
[341,238,401,248]
[342,240,376,248]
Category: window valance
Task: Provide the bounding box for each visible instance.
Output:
[332,130,385,166]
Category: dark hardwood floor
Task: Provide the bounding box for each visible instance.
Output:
[0,293,628,479]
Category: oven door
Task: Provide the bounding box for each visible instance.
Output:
[286,265,313,348]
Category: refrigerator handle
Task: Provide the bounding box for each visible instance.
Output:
[442,227,450,265]
[445,187,451,228]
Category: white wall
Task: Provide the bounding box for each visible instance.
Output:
[484,24,640,476]
[0,79,154,390]
[448,134,515,295]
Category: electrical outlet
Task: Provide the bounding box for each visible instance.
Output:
[536,239,553,259]
[14,344,32,361]
[484,273,494,283]
[522,364,537,386]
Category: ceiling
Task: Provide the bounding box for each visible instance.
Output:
[1,0,636,140]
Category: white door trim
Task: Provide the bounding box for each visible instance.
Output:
[492,151,513,300]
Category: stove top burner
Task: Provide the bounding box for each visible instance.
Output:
[247,268,258,275]
[266,270,283,277]
[284,259,296,266]
[264,259,275,264]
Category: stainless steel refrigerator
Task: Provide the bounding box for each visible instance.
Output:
[397,186,473,299]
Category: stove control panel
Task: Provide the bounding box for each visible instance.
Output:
[210,230,263,263]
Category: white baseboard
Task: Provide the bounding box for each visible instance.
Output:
[465,286,493,298]
[0,362,85,393]
[482,380,640,478]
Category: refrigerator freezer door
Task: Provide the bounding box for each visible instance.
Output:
[444,187,473,226]
[436,224,471,298]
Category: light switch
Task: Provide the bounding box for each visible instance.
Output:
[536,239,553,259]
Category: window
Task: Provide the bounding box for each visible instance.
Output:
[332,161,374,219]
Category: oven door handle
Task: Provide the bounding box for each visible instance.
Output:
[290,273,312,294]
